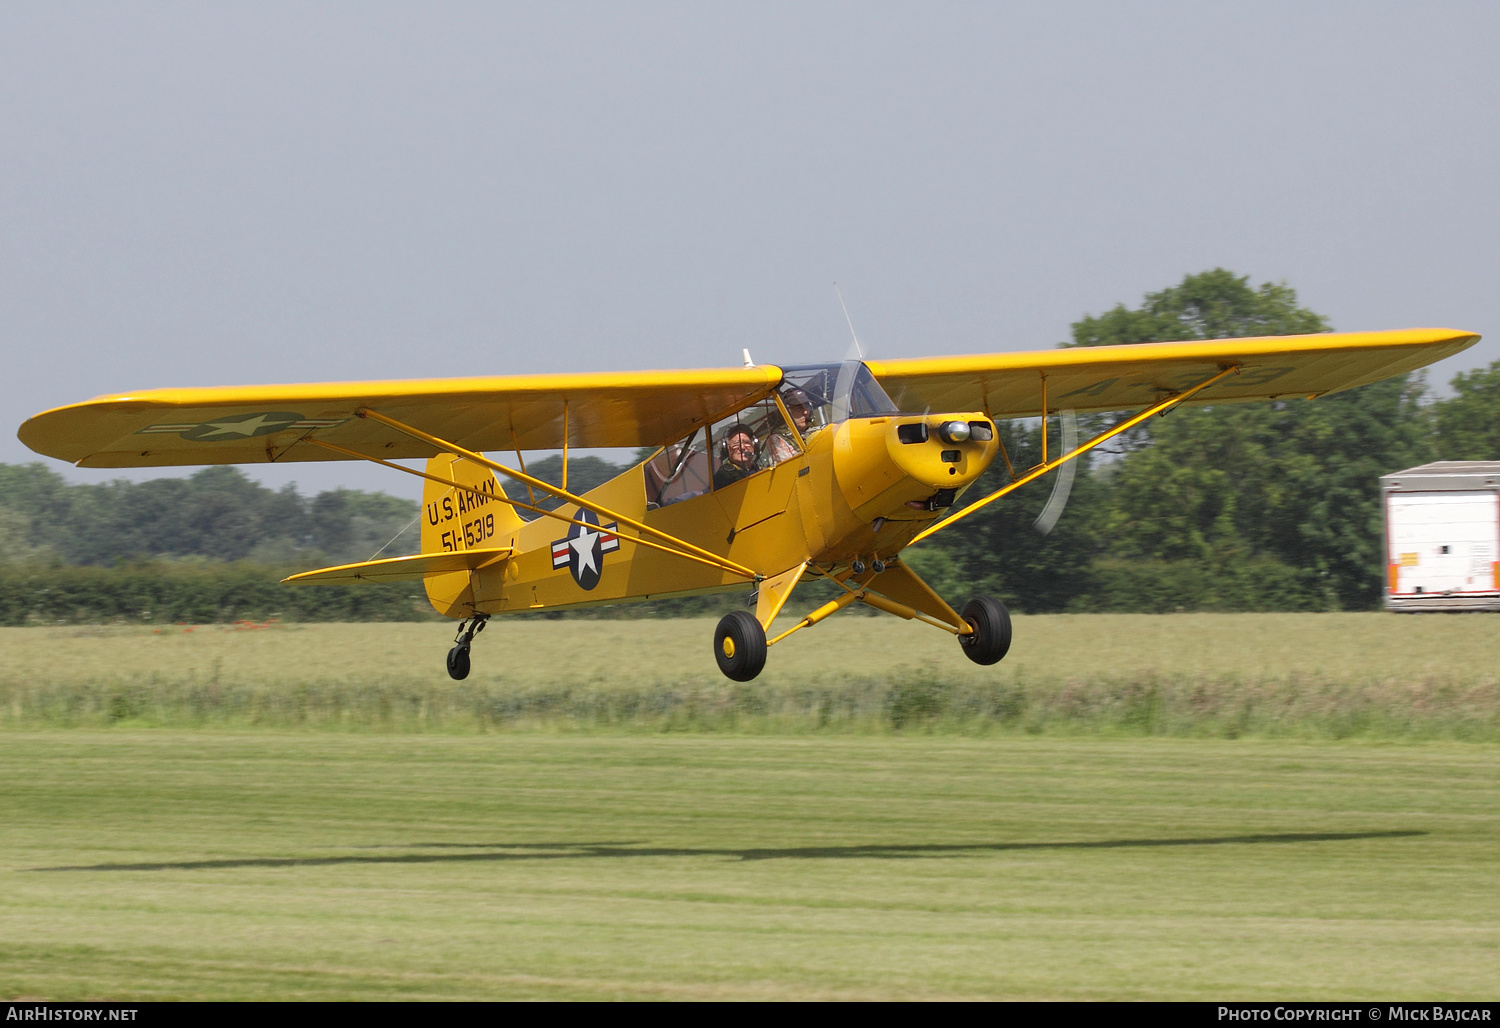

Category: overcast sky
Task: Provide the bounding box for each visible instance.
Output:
[4,1,1498,494]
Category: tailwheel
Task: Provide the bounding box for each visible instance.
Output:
[445,616,487,681]
[958,595,1011,666]
[714,609,767,682]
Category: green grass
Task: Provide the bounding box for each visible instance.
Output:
[3,614,1498,738]
[2,615,1496,999]
[0,732,1495,1000]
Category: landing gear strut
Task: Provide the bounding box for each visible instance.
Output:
[446,615,488,680]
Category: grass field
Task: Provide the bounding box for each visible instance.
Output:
[3,613,1498,737]
[1,614,1496,999]
[1,732,1496,1000]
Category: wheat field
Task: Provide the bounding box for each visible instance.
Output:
[3,612,1498,737]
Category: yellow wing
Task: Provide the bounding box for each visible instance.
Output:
[17,329,1479,469]
[866,328,1478,417]
[18,366,782,468]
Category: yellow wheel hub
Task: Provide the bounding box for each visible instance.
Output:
[721,636,736,659]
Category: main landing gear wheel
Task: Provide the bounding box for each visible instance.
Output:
[958,595,1012,666]
[446,645,471,680]
[714,609,767,682]
[445,616,487,681]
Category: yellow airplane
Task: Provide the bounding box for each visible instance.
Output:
[18,328,1478,681]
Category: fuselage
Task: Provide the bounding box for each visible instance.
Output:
[421,361,1000,618]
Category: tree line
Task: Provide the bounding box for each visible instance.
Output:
[0,450,634,624]
[2,268,1495,621]
[0,463,421,567]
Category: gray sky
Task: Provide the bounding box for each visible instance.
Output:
[4,1,1498,495]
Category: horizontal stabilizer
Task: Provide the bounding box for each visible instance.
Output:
[282,548,512,585]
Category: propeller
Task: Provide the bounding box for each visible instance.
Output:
[1032,409,1078,536]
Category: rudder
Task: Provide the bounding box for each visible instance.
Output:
[421,453,522,618]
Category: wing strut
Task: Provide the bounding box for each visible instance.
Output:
[908,364,1242,546]
[305,438,759,581]
[307,413,761,582]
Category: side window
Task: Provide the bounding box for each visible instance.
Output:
[643,428,711,508]
[711,417,763,490]
[706,393,817,492]
[778,368,837,427]
[769,384,818,458]
[710,395,808,489]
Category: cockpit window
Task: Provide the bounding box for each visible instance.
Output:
[643,362,897,508]
[643,427,711,508]
[778,362,899,425]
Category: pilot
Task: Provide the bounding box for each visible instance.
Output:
[766,389,815,465]
[713,425,759,489]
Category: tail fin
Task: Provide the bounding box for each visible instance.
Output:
[420,453,523,618]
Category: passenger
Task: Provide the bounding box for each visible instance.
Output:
[766,389,815,465]
[713,425,759,489]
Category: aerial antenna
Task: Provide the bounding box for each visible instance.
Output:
[834,282,864,360]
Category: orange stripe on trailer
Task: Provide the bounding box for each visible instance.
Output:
[1389,563,1401,593]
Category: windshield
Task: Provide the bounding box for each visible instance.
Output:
[778,362,899,425]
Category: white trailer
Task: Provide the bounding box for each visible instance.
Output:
[1382,461,1500,612]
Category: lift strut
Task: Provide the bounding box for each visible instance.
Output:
[909,365,1241,546]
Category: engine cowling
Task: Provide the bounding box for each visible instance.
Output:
[831,413,999,523]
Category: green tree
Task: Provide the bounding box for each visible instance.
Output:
[0,506,52,564]
[1065,268,1433,609]
[1434,359,1500,460]
[1067,268,1330,349]
[1101,375,1433,608]
[0,463,418,567]
[912,417,1108,612]
[516,455,630,518]
[922,269,1340,611]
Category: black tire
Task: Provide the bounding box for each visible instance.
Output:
[958,595,1012,666]
[713,610,768,682]
[446,645,471,681]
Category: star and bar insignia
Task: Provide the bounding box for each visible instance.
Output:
[551,508,620,591]
[136,412,350,440]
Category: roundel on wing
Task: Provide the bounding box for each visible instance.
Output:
[180,413,306,441]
